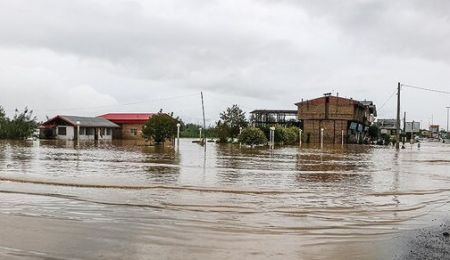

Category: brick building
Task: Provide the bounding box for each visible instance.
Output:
[99,113,155,140]
[295,95,376,144]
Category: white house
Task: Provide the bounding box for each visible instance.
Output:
[39,115,119,141]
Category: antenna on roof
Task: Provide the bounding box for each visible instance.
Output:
[323,92,332,97]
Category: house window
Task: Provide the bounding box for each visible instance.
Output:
[58,127,67,136]
[130,128,137,136]
[79,127,86,135]
[86,128,94,135]
[106,128,112,135]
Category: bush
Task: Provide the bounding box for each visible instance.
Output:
[285,127,299,145]
[274,126,287,144]
[142,113,177,144]
[238,127,267,146]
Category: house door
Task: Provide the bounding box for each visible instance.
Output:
[95,128,99,140]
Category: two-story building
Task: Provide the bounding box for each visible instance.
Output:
[295,94,376,144]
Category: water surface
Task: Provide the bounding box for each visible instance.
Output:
[0,139,449,259]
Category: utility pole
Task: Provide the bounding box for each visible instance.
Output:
[201,92,206,143]
[446,107,450,135]
[403,112,406,133]
[396,82,401,150]
[446,107,450,133]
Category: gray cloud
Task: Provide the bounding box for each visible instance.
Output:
[0,0,449,127]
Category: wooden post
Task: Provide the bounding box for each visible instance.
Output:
[341,129,344,146]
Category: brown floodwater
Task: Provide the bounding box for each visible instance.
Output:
[0,139,449,259]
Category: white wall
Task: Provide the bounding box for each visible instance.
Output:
[55,125,74,140]
[78,127,113,141]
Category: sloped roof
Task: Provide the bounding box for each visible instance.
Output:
[41,115,119,128]
[99,113,154,124]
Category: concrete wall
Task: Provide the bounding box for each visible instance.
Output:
[55,126,113,141]
[55,125,75,140]
[78,127,113,141]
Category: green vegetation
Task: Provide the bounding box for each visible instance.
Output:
[180,123,200,138]
[180,123,216,138]
[142,113,177,144]
[284,127,300,145]
[238,127,267,146]
[368,124,380,139]
[215,121,231,143]
[217,104,248,141]
[0,106,37,140]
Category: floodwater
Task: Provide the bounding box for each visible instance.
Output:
[0,139,449,259]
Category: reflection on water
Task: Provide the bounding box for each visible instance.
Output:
[0,139,449,259]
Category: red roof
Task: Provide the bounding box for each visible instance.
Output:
[99,113,155,124]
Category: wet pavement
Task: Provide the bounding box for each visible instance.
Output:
[0,139,449,259]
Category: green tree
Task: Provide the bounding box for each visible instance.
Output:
[368,124,380,139]
[0,107,37,139]
[215,121,230,143]
[238,127,267,146]
[219,105,248,139]
[0,106,6,139]
[284,127,300,145]
[274,126,287,144]
[142,113,177,144]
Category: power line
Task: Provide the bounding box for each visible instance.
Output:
[377,89,397,112]
[42,93,199,112]
[401,84,450,95]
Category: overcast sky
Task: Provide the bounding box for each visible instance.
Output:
[0,0,449,128]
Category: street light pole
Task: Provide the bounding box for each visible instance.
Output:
[76,121,80,146]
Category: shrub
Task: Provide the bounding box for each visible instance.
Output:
[285,127,299,145]
[238,127,267,146]
[274,126,287,144]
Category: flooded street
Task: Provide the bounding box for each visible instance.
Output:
[0,139,449,259]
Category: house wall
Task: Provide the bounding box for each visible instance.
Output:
[120,123,145,140]
[55,125,75,140]
[298,96,369,123]
[77,127,113,141]
[302,119,349,144]
[298,96,371,144]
